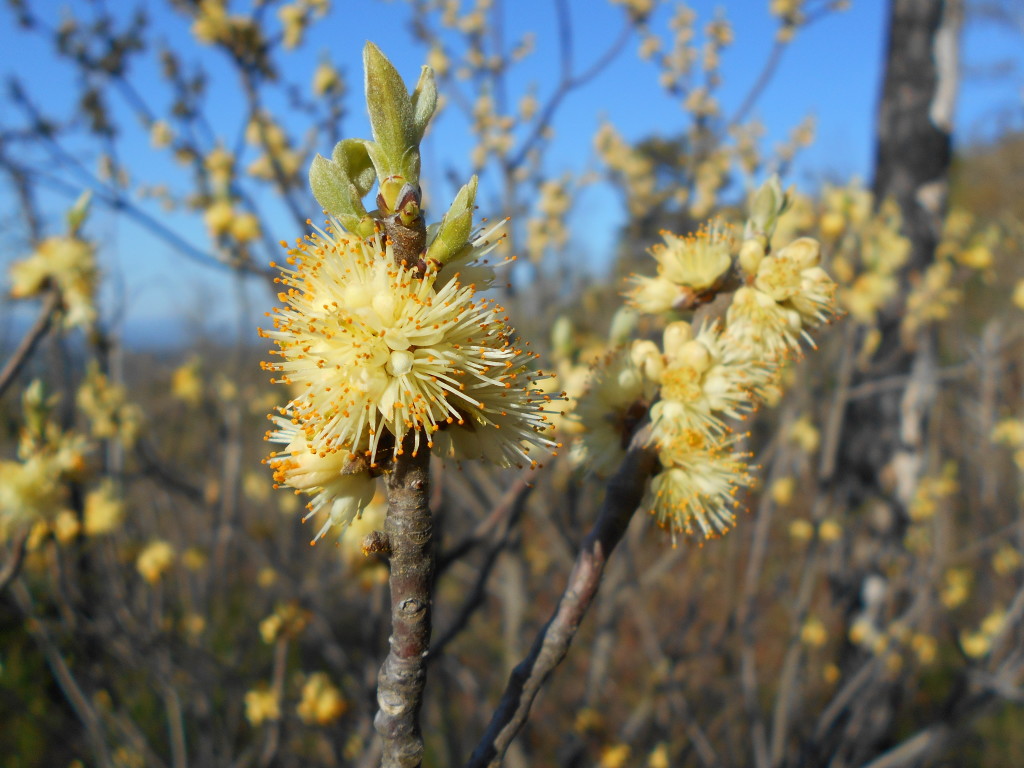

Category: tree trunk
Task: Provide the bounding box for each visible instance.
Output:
[838,0,961,518]
[820,1,962,765]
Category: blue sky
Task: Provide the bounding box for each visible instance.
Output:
[1,1,1021,347]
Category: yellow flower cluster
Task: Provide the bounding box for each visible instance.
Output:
[525,178,572,262]
[136,540,175,584]
[204,199,262,243]
[9,235,98,329]
[908,462,958,522]
[824,188,911,329]
[244,686,280,727]
[574,210,838,544]
[262,220,560,543]
[961,608,1006,659]
[992,417,1024,476]
[469,92,516,170]
[259,602,311,644]
[312,59,344,97]
[627,224,734,313]
[76,362,142,447]
[246,113,304,184]
[0,382,89,539]
[594,122,672,219]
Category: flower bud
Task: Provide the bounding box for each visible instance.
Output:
[738,237,765,275]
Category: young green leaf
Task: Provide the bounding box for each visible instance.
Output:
[363,42,415,180]
[410,66,438,144]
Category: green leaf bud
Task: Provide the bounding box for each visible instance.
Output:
[551,315,575,359]
[66,190,93,236]
[738,237,766,275]
[425,176,478,267]
[608,307,639,346]
[745,174,790,242]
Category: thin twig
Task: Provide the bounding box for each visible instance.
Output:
[13,581,115,768]
[0,526,31,595]
[0,289,60,399]
[428,478,534,659]
[465,426,657,768]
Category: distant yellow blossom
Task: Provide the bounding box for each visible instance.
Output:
[312,60,342,96]
[230,212,261,243]
[136,540,175,584]
[204,145,234,189]
[993,545,1022,576]
[297,672,348,725]
[244,686,280,726]
[53,510,81,543]
[83,481,125,536]
[960,631,990,659]
[788,415,820,454]
[789,519,813,542]
[818,519,841,542]
[940,568,971,610]
[181,547,207,571]
[599,743,631,768]
[150,120,173,149]
[171,358,203,406]
[911,634,937,665]
[770,476,795,506]
[1013,280,1024,311]
[205,199,234,237]
[648,743,670,768]
[800,616,827,647]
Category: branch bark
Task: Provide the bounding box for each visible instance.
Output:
[375,445,434,768]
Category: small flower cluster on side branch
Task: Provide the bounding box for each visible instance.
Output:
[572,176,840,545]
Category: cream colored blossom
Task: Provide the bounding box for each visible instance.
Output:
[993,545,1022,576]
[724,286,803,360]
[261,223,558,472]
[652,323,771,436]
[911,634,937,665]
[572,345,655,477]
[77,363,141,447]
[992,418,1024,448]
[940,568,971,609]
[789,519,813,541]
[629,225,733,312]
[266,417,377,544]
[204,145,234,189]
[754,238,836,328]
[0,457,65,535]
[642,428,752,545]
